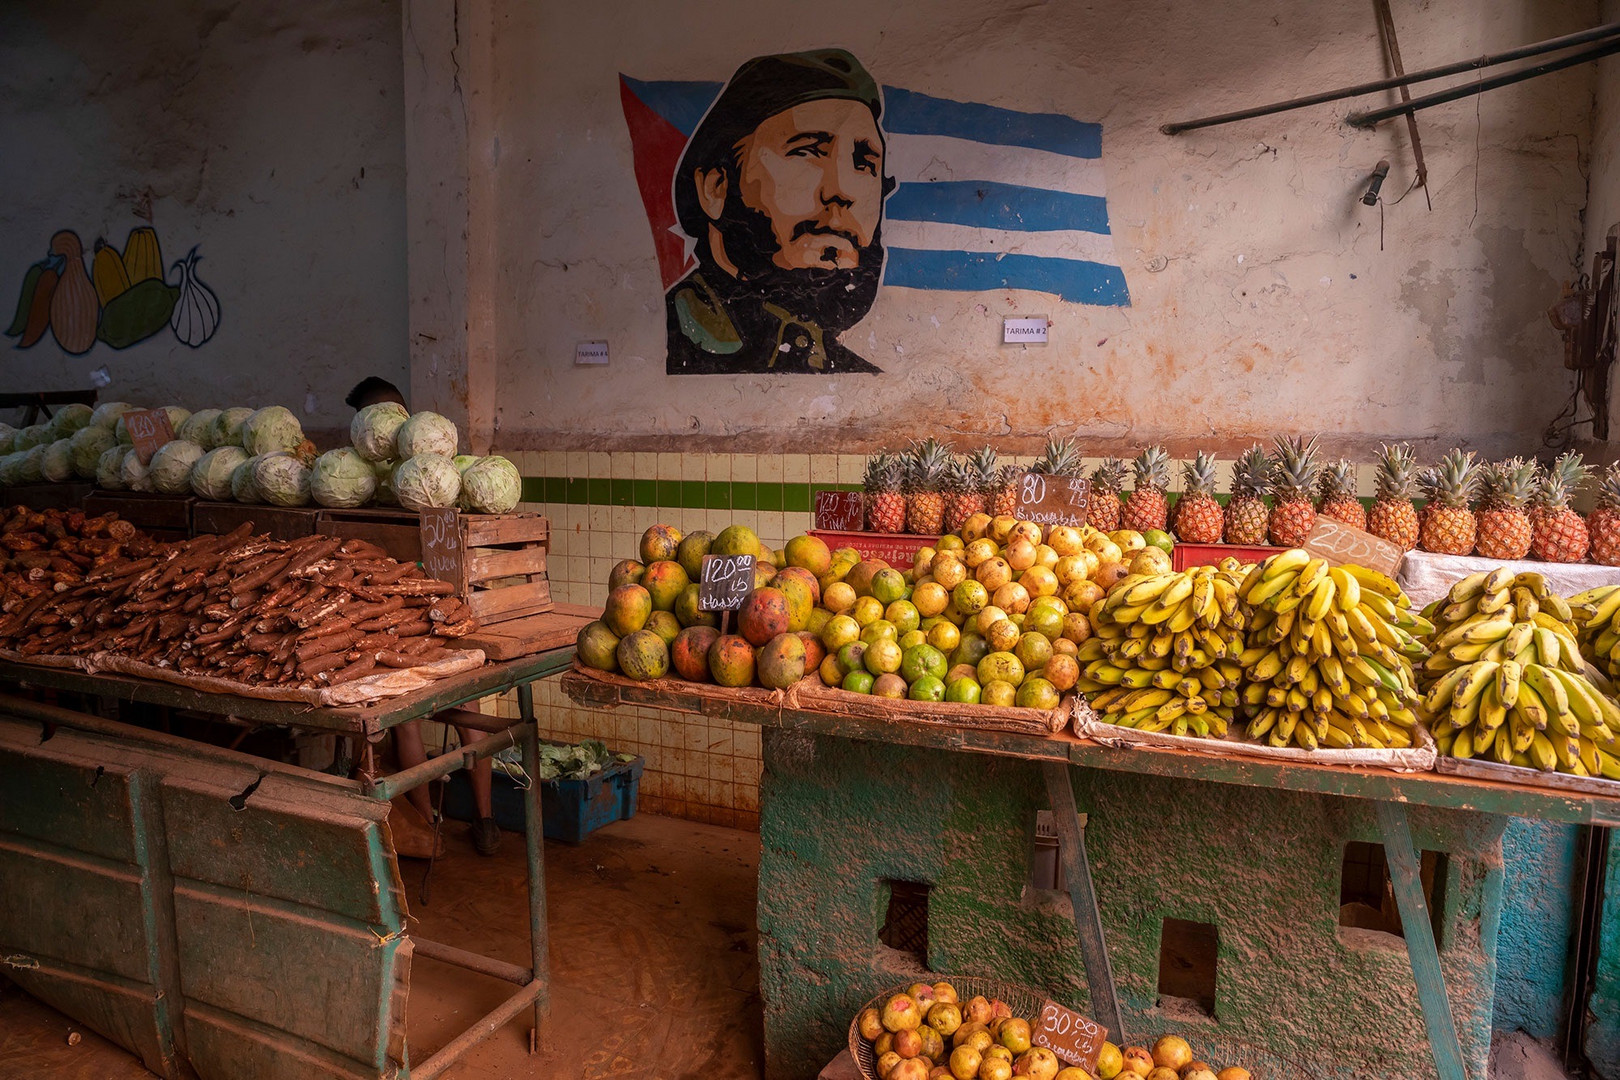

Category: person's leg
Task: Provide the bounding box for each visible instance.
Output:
[453,722,500,855]
[394,720,436,823]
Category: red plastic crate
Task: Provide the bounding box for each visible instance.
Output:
[810,530,935,570]
[1172,543,1279,571]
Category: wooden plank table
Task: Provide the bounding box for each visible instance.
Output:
[0,613,593,1080]
[563,667,1620,1080]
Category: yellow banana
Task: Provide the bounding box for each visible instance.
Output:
[1497,659,1522,708]
[1478,586,1513,615]
[1451,661,1498,709]
[1448,571,1492,604]
[1347,564,1404,600]
[1262,548,1312,580]
[1329,567,1360,612]
[1244,571,1299,609]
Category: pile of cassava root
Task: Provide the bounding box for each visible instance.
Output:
[0,509,479,688]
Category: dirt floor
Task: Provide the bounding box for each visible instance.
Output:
[0,813,765,1080]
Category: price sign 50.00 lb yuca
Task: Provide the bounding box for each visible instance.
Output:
[1018,473,1091,528]
[418,507,463,585]
[699,554,755,612]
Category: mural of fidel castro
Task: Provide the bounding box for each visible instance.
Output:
[667,49,891,375]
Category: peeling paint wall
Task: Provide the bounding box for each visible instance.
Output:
[0,1,407,438]
[492,0,1596,457]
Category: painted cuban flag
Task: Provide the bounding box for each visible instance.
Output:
[620,76,1132,307]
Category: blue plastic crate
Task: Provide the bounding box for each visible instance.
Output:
[442,744,644,844]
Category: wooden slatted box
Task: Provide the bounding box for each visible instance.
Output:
[453,513,552,624]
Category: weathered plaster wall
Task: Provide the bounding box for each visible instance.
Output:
[758,732,1507,1080]
[0,0,407,439]
[1492,820,1577,1039]
[491,0,1595,457]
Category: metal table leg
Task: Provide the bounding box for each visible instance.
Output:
[518,680,549,1052]
[1042,761,1125,1043]
[1374,800,1467,1080]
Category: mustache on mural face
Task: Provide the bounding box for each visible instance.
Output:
[790,221,861,248]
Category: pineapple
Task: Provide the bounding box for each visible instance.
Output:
[1474,458,1537,561]
[1530,452,1591,563]
[1417,449,1481,556]
[1267,435,1322,548]
[1316,459,1367,531]
[1588,462,1620,566]
[863,453,906,534]
[1367,443,1421,551]
[1122,446,1171,532]
[1086,459,1127,532]
[903,438,951,536]
[1172,452,1224,543]
[943,458,984,534]
[1223,445,1271,546]
[946,447,995,533]
[991,464,1021,518]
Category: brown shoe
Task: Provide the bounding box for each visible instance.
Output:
[389,797,446,860]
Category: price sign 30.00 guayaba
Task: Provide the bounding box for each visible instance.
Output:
[1032,1000,1106,1070]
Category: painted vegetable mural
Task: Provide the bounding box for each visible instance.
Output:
[4,226,220,353]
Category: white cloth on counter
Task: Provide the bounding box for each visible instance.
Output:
[1398,550,1620,607]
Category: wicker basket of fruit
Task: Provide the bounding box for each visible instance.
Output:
[847,976,1048,1080]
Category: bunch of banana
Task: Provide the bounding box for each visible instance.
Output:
[1076,562,1249,739]
[1419,568,1620,776]
[1568,584,1620,684]
[1235,550,1430,751]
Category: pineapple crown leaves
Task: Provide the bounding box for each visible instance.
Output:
[864,451,904,493]
[1419,448,1481,509]
[1230,445,1271,499]
[966,445,1000,485]
[1031,437,1083,477]
[1316,459,1359,502]
[904,438,954,491]
[1597,461,1620,510]
[1269,434,1323,500]
[1374,442,1419,501]
[1130,445,1171,494]
[1480,457,1539,510]
[1179,452,1219,497]
[1537,451,1591,511]
[1089,458,1128,495]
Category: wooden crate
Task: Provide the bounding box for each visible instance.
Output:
[193,501,320,543]
[315,508,552,625]
[809,530,933,570]
[455,512,552,624]
[83,491,193,542]
[1,482,93,512]
[314,507,422,564]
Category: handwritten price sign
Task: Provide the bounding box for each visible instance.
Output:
[124,408,175,466]
[1032,1000,1106,1069]
[1304,515,1405,578]
[699,554,756,612]
[418,506,463,584]
[1017,473,1092,528]
[814,490,864,532]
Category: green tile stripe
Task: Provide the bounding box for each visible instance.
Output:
[520,476,857,509]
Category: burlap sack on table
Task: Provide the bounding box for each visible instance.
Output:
[1071,695,1437,772]
[19,649,487,708]
[567,663,1072,737]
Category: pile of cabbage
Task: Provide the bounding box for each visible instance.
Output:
[4,399,522,515]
